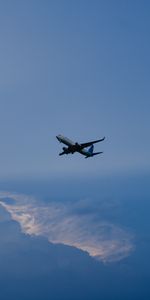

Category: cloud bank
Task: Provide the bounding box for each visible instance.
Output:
[0,191,134,263]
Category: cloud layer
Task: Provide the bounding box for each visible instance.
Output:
[0,191,134,263]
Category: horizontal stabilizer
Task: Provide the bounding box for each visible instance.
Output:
[92,151,103,156]
[85,151,103,158]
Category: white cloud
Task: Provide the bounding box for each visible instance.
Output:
[0,191,134,263]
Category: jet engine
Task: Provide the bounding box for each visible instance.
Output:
[63,147,69,153]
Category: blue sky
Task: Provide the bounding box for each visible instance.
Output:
[0,0,149,179]
[0,2,150,299]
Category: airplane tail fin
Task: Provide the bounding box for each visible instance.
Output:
[85,145,103,158]
[88,144,94,154]
[88,145,103,156]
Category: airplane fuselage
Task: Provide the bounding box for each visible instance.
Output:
[56,135,75,147]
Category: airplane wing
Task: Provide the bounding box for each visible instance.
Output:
[59,152,66,156]
[80,137,105,149]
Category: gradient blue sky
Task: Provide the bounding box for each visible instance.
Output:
[0,0,150,179]
[0,2,150,299]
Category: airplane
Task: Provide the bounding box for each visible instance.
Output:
[56,134,105,158]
